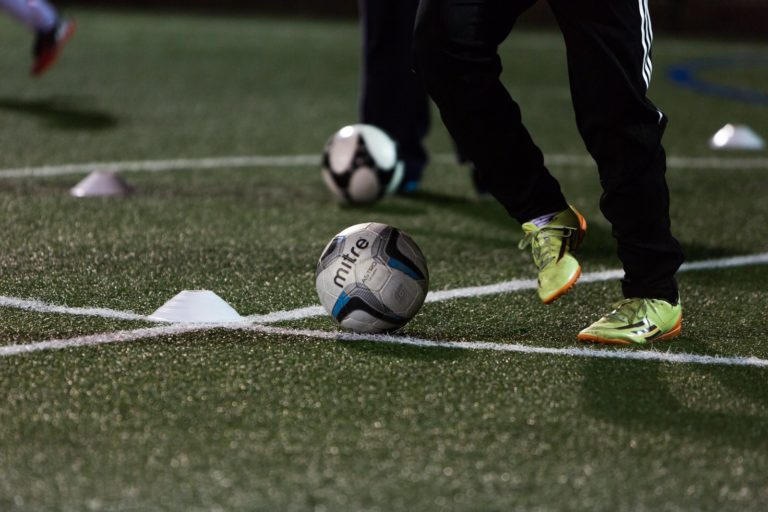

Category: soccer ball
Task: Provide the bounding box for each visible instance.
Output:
[321,124,404,204]
[316,222,429,333]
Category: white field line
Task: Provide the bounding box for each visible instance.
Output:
[540,154,768,171]
[3,319,767,368]
[4,252,768,327]
[246,324,768,368]
[244,253,768,323]
[2,251,768,361]
[247,305,326,324]
[445,153,768,171]
[0,155,320,178]
[1,153,768,179]
[425,252,768,304]
[0,296,148,322]
[0,324,211,357]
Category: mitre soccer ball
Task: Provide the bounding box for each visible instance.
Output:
[316,222,429,333]
[321,124,404,204]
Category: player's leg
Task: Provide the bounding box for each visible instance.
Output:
[413,0,568,222]
[0,0,76,76]
[359,0,430,192]
[413,0,585,303]
[547,0,684,343]
[0,0,57,30]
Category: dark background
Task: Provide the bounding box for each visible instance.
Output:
[61,0,766,38]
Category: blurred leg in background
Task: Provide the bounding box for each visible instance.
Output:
[0,0,76,76]
[358,0,485,194]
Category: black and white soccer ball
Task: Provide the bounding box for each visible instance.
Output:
[321,124,404,204]
[316,222,429,333]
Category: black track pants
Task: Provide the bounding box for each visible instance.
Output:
[359,0,430,184]
[413,0,684,302]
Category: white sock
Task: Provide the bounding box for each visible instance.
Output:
[0,0,58,32]
[529,211,558,228]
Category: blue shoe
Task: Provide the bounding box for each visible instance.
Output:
[398,180,421,194]
[396,157,424,194]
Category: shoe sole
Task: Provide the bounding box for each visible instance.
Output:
[542,265,582,304]
[576,315,683,346]
[31,21,77,77]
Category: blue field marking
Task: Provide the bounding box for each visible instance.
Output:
[666,56,768,105]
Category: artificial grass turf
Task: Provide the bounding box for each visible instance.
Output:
[0,307,149,347]
[1,329,766,511]
[1,8,768,511]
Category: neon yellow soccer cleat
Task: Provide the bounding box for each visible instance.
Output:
[577,298,682,345]
[519,205,587,304]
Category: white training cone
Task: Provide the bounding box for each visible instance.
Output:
[149,290,244,323]
[70,170,134,197]
[709,124,765,151]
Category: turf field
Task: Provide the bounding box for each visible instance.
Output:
[1,8,768,511]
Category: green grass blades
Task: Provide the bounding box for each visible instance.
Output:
[1,9,768,511]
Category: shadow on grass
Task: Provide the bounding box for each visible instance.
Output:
[580,358,768,448]
[338,190,507,229]
[339,201,427,217]
[0,96,118,131]
[401,189,512,231]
